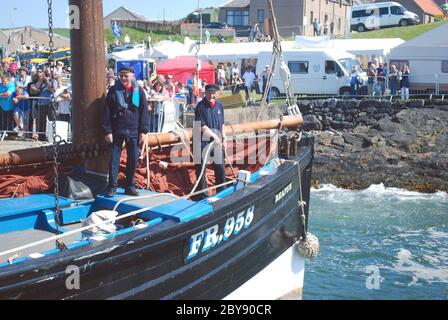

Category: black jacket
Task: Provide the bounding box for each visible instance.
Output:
[103,84,149,138]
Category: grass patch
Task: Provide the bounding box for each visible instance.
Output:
[53,28,70,38]
[349,21,446,41]
[54,27,233,46]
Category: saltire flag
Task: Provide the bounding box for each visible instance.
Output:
[112,21,122,38]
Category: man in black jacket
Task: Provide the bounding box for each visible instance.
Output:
[103,66,149,197]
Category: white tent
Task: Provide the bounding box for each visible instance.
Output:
[388,23,448,86]
[295,36,405,57]
[388,23,448,60]
[106,47,152,61]
[194,37,404,64]
[151,41,191,61]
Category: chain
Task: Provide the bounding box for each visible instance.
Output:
[47,0,61,232]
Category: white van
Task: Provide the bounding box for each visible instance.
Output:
[351,1,420,33]
[256,48,358,96]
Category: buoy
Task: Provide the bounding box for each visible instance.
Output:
[297,233,320,259]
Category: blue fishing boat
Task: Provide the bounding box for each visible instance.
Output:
[0,0,318,300]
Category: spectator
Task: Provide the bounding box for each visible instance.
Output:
[217,64,227,91]
[8,61,19,77]
[367,64,377,97]
[0,76,16,129]
[350,65,360,96]
[12,85,30,133]
[226,62,232,85]
[185,78,194,106]
[260,65,270,96]
[313,19,318,36]
[324,21,329,35]
[55,82,71,123]
[400,65,410,100]
[16,68,32,88]
[165,74,175,99]
[106,70,116,92]
[376,63,385,97]
[27,68,53,141]
[204,29,211,44]
[388,64,398,101]
[242,66,256,100]
[149,80,170,132]
[54,61,64,78]
[136,80,149,100]
[231,70,249,102]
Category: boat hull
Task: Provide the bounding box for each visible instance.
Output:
[0,135,314,300]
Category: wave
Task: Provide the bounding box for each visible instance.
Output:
[386,248,448,285]
[312,183,448,203]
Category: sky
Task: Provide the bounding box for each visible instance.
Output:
[0,0,226,29]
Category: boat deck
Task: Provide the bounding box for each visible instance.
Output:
[0,223,82,261]
[0,160,279,268]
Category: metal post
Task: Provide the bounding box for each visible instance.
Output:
[69,0,108,173]
[436,73,439,96]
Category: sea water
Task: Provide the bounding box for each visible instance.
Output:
[303,184,448,300]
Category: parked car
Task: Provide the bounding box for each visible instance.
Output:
[112,43,146,53]
[202,22,231,29]
[257,48,359,96]
[351,1,420,33]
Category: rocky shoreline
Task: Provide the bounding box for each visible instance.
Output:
[298,99,448,193]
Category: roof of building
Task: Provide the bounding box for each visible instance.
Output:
[220,0,250,9]
[414,0,445,16]
[104,6,148,21]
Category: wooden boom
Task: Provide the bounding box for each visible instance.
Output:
[0,115,303,168]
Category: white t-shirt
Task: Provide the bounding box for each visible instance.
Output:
[218,69,226,80]
[242,71,256,87]
[55,86,71,115]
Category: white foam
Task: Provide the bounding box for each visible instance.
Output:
[389,248,448,285]
[427,227,448,239]
[312,183,448,203]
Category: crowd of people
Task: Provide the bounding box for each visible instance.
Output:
[0,49,418,143]
[0,59,72,140]
[104,61,272,134]
[350,57,411,100]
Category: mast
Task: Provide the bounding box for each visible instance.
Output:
[259,0,301,120]
[69,0,108,173]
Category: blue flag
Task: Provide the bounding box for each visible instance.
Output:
[112,21,122,38]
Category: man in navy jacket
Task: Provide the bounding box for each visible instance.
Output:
[194,84,227,200]
[103,66,149,197]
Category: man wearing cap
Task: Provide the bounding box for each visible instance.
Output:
[194,84,227,200]
[103,66,150,197]
[15,68,31,88]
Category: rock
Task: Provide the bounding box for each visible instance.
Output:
[356,116,370,124]
[360,99,380,111]
[343,134,370,148]
[406,99,425,108]
[301,115,322,131]
[312,107,448,193]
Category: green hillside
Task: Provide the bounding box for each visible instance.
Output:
[349,21,446,41]
[54,27,232,46]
